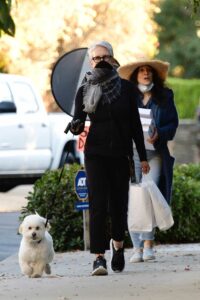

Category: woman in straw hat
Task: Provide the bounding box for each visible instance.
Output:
[118,58,179,263]
[70,41,150,275]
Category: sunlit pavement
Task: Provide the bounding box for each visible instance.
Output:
[0,185,32,213]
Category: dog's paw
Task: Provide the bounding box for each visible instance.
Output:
[31,274,42,278]
[20,264,33,276]
[45,264,51,274]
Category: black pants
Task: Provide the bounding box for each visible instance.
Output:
[85,154,130,254]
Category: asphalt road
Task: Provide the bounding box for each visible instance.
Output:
[0,212,21,261]
[0,185,31,262]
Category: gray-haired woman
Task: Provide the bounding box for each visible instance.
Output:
[70,41,150,276]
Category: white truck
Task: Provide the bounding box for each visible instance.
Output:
[0,73,83,191]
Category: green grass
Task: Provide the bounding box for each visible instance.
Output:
[167,77,200,119]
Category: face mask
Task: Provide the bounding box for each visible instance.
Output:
[95,60,113,69]
[138,83,154,93]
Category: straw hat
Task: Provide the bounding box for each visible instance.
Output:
[118,58,170,81]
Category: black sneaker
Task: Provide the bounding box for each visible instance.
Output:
[110,239,125,272]
[92,256,108,276]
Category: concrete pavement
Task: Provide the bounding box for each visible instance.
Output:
[0,185,31,212]
[0,186,200,299]
[0,244,200,300]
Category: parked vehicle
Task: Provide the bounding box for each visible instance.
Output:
[0,73,83,191]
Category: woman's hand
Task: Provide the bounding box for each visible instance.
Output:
[70,119,84,134]
[141,161,150,174]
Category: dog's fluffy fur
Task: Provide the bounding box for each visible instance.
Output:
[18,213,54,278]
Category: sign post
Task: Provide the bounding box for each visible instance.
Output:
[74,169,90,250]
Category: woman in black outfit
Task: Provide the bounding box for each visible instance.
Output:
[70,41,150,276]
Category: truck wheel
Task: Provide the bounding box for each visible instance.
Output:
[66,152,76,164]
[0,183,15,192]
[59,151,75,167]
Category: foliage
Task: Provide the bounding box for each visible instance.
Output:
[167,77,200,119]
[1,0,200,110]
[156,163,200,244]
[155,0,200,78]
[188,0,200,14]
[20,164,84,252]
[0,0,159,111]
[20,163,200,252]
[0,0,15,36]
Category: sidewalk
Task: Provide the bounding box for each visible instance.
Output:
[0,244,200,300]
[0,187,200,299]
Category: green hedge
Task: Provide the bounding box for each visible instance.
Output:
[20,164,84,252]
[155,163,200,244]
[167,77,200,119]
[20,163,200,251]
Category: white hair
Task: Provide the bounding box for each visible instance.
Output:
[88,41,114,59]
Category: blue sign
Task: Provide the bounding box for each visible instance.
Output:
[75,201,89,211]
[74,169,88,201]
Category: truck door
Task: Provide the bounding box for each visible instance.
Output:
[12,80,52,171]
[0,81,28,173]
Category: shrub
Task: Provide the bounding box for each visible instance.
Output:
[156,163,200,243]
[20,164,84,252]
[21,163,200,251]
[167,77,200,119]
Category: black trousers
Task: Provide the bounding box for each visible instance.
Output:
[85,154,130,254]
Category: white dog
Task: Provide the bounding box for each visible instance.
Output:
[18,213,55,278]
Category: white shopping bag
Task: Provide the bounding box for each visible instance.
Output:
[128,184,156,232]
[142,180,174,231]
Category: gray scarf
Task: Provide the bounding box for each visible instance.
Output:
[82,68,121,113]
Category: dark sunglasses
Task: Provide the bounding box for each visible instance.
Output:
[92,55,112,63]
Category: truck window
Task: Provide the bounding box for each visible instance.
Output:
[13,82,39,113]
[0,82,13,103]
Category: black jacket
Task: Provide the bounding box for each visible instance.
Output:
[72,79,147,161]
